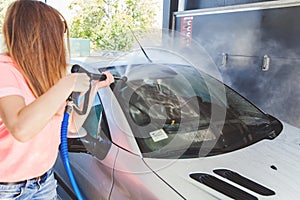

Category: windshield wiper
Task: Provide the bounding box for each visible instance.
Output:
[163,120,210,133]
[147,145,226,158]
[237,115,270,126]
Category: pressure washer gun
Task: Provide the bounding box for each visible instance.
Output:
[60,64,107,200]
[69,64,107,115]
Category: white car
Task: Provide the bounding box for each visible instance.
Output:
[54,58,300,200]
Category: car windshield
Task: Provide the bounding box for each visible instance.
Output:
[106,63,282,159]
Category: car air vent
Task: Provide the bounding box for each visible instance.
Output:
[213,169,275,196]
[190,173,258,200]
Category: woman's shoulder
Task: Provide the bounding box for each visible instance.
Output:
[0,54,24,82]
[0,54,20,73]
[0,54,27,98]
[0,54,13,64]
[0,54,16,70]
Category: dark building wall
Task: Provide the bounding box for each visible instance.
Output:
[163,0,277,29]
[173,4,300,128]
[185,0,277,10]
[163,0,179,29]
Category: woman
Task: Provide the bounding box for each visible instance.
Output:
[0,0,114,199]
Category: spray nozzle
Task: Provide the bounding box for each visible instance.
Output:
[71,64,107,81]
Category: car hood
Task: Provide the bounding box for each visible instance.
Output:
[143,122,300,199]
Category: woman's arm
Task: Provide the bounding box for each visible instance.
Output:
[0,73,90,142]
[68,71,114,137]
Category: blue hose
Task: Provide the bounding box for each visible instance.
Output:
[61,64,106,199]
[60,105,84,200]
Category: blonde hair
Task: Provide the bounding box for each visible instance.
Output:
[2,0,70,97]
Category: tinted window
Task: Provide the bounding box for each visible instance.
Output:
[113,64,282,158]
[77,93,112,160]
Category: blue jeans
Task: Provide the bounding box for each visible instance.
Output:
[0,169,57,200]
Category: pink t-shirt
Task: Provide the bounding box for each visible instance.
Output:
[0,54,63,182]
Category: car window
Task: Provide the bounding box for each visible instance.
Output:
[113,64,283,159]
[80,93,112,160]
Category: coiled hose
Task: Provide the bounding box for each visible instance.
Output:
[60,103,84,200]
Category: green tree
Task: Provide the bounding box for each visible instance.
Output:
[69,0,159,51]
[0,0,15,31]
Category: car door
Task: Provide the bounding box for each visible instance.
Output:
[54,93,119,200]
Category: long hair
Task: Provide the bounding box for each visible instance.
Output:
[2,0,70,97]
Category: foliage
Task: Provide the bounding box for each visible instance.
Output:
[0,0,15,31]
[69,0,159,51]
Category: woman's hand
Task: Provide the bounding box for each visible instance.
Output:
[63,73,90,93]
[64,71,114,92]
[68,71,114,136]
[93,71,114,89]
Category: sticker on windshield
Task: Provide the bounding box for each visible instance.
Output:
[149,129,168,142]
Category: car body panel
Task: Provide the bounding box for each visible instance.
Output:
[110,147,184,199]
[143,122,300,199]
[54,143,118,199]
[54,60,300,199]
[99,87,142,156]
